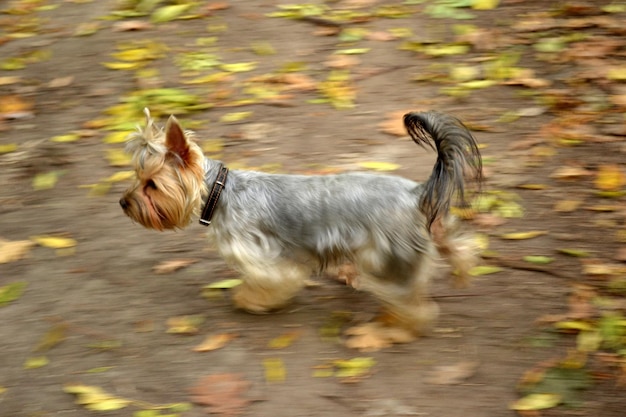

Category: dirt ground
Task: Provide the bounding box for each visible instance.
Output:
[1,1,626,416]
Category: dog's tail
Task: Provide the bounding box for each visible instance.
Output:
[403,111,482,231]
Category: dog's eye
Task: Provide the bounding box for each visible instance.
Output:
[145,179,157,190]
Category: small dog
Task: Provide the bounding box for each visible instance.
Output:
[120,109,482,344]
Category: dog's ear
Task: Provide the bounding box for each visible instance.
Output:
[165,115,193,165]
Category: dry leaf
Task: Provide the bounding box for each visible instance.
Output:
[426,361,479,385]
[595,164,625,191]
[0,239,35,263]
[166,315,204,335]
[0,95,34,119]
[193,333,237,352]
[190,374,250,416]
[344,322,415,352]
[550,166,592,180]
[378,110,414,137]
[153,258,198,274]
[553,199,583,213]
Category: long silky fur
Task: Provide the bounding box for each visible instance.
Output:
[403,111,482,231]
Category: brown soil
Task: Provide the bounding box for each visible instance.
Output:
[1,1,625,416]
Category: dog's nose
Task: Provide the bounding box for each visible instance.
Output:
[119,197,129,210]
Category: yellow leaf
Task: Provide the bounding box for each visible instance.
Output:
[523,256,553,265]
[468,265,503,276]
[0,239,35,263]
[151,4,193,23]
[358,161,400,172]
[263,358,286,383]
[24,356,49,369]
[220,62,257,73]
[193,333,237,352]
[510,393,561,411]
[105,148,132,166]
[166,315,204,335]
[500,231,547,240]
[334,357,376,378]
[32,171,61,190]
[472,0,499,10]
[595,164,625,191]
[557,248,590,257]
[85,397,131,411]
[204,279,243,289]
[105,171,134,182]
[102,61,143,70]
[31,236,77,249]
[607,66,626,81]
[103,131,132,144]
[220,111,253,123]
[268,330,302,349]
[50,133,80,143]
[555,321,594,332]
[0,143,18,154]
[577,330,602,352]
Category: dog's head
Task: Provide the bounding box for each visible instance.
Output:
[119,109,207,230]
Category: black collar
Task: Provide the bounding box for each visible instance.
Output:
[199,164,229,226]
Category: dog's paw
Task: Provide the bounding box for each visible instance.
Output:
[344,322,416,352]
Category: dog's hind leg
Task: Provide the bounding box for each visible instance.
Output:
[432,217,479,288]
[230,257,310,314]
[347,247,440,349]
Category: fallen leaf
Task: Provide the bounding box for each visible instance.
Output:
[32,171,61,190]
[500,231,547,240]
[378,110,414,136]
[166,315,204,335]
[220,111,253,123]
[31,235,77,249]
[426,361,479,385]
[189,374,251,416]
[64,384,131,411]
[35,323,67,352]
[510,393,561,411]
[553,199,583,213]
[267,330,302,349]
[557,248,590,258]
[523,256,554,265]
[0,239,35,263]
[357,161,400,172]
[595,164,625,191]
[193,333,237,352]
[263,358,286,383]
[23,356,49,369]
[0,94,34,119]
[204,279,243,290]
[469,265,503,276]
[550,166,592,180]
[344,322,414,352]
[333,357,376,379]
[151,4,193,23]
[0,282,27,306]
[153,258,198,274]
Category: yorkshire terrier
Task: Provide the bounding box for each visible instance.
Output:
[120,109,482,346]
